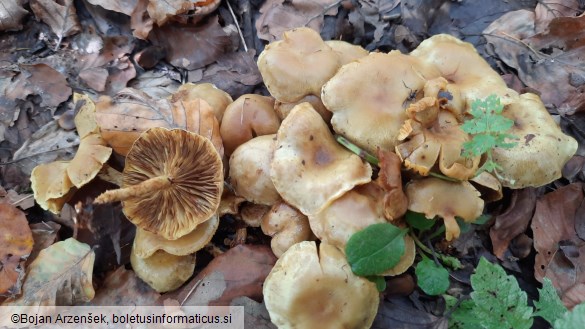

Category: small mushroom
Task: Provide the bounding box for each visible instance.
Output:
[492,93,578,188]
[270,102,372,216]
[321,51,441,154]
[31,161,75,214]
[133,214,219,258]
[130,249,196,293]
[258,27,341,102]
[171,83,233,122]
[95,127,223,240]
[228,134,280,205]
[261,201,314,257]
[219,94,280,156]
[263,241,379,329]
[470,171,503,202]
[406,178,484,241]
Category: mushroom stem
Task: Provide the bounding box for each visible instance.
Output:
[94,175,172,204]
[443,216,460,241]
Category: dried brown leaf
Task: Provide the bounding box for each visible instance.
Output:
[30,0,80,39]
[90,266,160,306]
[0,204,33,297]
[0,0,28,31]
[164,245,277,306]
[85,0,139,15]
[2,238,95,306]
[130,0,153,39]
[6,64,71,110]
[535,0,581,33]
[256,0,339,42]
[490,188,537,260]
[532,183,585,308]
[0,187,34,210]
[147,0,195,25]
[28,221,61,265]
[149,17,233,70]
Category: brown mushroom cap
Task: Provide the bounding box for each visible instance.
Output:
[133,214,219,258]
[220,94,280,156]
[406,177,484,241]
[411,34,519,118]
[171,83,233,122]
[321,51,441,154]
[261,202,314,257]
[270,102,372,216]
[263,241,379,329]
[492,93,578,188]
[274,95,332,123]
[240,203,271,227]
[228,134,280,205]
[130,249,196,293]
[258,27,341,102]
[95,127,223,240]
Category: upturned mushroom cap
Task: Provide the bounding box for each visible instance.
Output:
[492,93,578,188]
[228,134,280,205]
[133,214,219,258]
[321,51,441,154]
[171,83,233,122]
[130,249,196,293]
[396,110,480,180]
[258,27,341,102]
[270,103,372,216]
[95,127,223,240]
[411,34,519,118]
[220,94,280,156]
[261,201,314,258]
[309,183,386,251]
[31,161,75,214]
[263,241,379,329]
[383,235,416,276]
[406,178,484,241]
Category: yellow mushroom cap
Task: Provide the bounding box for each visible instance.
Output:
[171,83,233,122]
[406,178,484,241]
[263,241,379,329]
[261,201,313,258]
[258,27,341,102]
[228,134,280,205]
[130,249,196,293]
[133,214,219,258]
[270,102,372,216]
[492,93,578,188]
[31,161,75,214]
[322,51,441,154]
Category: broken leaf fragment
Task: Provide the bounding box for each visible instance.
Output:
[3,238,95,306]
[0,204,33,296]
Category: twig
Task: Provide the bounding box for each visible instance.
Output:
[226,0,248,52]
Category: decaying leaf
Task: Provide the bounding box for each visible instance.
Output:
[490,188,537,259]
[231,297,277,329]
[130,0,153,39]
[3,238,95,306]
[30,0,81,39]
[0,0,28,31]
[85,0,139,16]
[532,183,585,308]
[146,0,196,25]
[28,221,61,265]
[95,88,222,156]
[372,298,448,329]
[0,204,34,297]
[256,0,339,42]
[6,64,71,111]
[164,245,277,306]
[0,186,34,210]
[90,266,160,306]
[149,17,233,70]
[534,0,581,33]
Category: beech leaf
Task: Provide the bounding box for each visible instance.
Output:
[0,204,33,296]
[345,223,407,276]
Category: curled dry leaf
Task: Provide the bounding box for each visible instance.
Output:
[0,204,33,296]
[532,183,585,308]
[164,244,277,306]
[95,88,222,156]
[3,238,95,306]
[0,0,28,31]
[490,188,536,260]
[376,149,408,220]
[30,0,80,39]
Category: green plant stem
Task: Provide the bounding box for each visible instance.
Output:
[426,225,446,241]
[410,233,461,269]
[335,135,379,166]
[428,172,461,183]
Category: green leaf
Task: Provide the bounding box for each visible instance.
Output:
[444,295,483,329]
[554,303,585,329]
[345,223,407,276]
[415,257,450,296]
[534,278,568,324]
[366,276,387,292]
[405,211,435,232]
[470,258,533,329]
[473,214,491,225]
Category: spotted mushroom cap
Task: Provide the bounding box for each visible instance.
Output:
[123,127,223,240]
[493,93,578,188]
[270,103,372,216]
